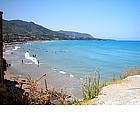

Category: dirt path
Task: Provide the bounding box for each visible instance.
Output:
[86,75,140,105]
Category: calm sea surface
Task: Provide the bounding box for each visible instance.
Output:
[4,40,140,98]
[22,40,140,80]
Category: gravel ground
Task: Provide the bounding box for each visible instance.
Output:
[88,75,140,105]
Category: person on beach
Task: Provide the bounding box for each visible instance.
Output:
[37,60,39,66]
[22,60,23,65]
[33,54,36,57]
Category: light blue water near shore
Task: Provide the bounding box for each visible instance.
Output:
[4,40,140,98]
[22,40,140,81]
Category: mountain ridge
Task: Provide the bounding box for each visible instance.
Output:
[3,19,104,43]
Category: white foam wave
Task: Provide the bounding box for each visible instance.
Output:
[5,50,10,53]
[53,68,57,71]
[70,74,74,78]
[26,42,31,45]
[25,62,33,65]
[59,71,66,74]
[13,46,21,50]
[80,78,83,80]
[25,52,38,65]
[4,50,11,54]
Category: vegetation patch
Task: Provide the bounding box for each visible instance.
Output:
[120,66,140,79]
[82,68,101,100]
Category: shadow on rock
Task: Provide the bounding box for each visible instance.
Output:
[0,79,25,105]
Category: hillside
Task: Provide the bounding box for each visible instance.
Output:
[58,30,99,40]
[3,19,69,42]
[2,19,103,43]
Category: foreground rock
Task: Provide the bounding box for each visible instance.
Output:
[86,75,140,105]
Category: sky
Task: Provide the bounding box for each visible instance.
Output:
[0,0,140,40]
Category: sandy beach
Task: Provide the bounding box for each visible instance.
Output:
[3,43,83,99]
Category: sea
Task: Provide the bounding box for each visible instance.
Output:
[3,40,140,99]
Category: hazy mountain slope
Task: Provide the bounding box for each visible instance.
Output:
[58,30,102,40]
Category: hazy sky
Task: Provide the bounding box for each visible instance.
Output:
[0,0,140,40]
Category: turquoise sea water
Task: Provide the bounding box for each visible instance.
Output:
[4,40,140,98]
[23,40,140,81]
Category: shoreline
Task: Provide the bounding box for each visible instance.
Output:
[3,43,83,99]
[4,39,59,47]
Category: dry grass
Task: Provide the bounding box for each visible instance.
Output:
[120,66,140,79]
[104,79,128,86]
[1,74,73,105]
[21,75,73,105]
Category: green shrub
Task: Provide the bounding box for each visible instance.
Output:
[82,68,101,100]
